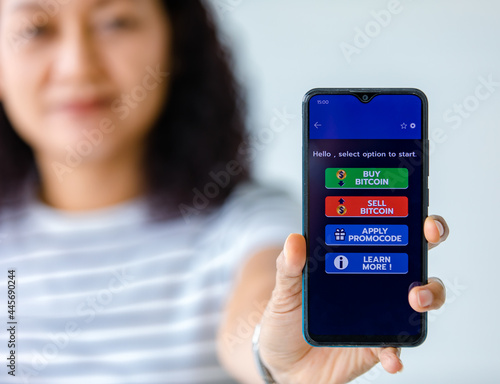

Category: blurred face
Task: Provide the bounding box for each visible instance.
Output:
[0,0,171,164]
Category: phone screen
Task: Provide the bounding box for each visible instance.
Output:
[303,89,428,346]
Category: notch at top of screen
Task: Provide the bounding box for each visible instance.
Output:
[352,92,378,103]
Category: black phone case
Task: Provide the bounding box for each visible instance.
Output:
[302,88,429,347]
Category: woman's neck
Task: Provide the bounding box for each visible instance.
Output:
[34,147,146,212]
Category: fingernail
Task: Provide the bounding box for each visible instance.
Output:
[283,236,290,263]
[417,289,433,308]
[434,220,444,237]
[397,360,404,373]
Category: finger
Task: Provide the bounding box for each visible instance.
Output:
[260,234,308,370]
[378,347,403,374]
[267,233,306,316]
[424,215,449,250]
[408,277,446,312]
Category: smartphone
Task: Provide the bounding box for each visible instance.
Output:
[302,88,429,346]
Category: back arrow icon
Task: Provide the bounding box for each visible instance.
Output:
[314,122,322,129]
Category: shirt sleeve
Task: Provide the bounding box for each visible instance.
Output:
[207,182,301,284]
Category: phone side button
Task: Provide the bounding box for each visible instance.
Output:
[427,140,430,176]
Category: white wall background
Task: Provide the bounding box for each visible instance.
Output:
[209,0,499,383]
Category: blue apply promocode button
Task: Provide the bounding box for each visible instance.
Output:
[325,225,408,246]
[325,253,408,274]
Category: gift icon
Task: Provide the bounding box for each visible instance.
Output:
[335,228,346,241]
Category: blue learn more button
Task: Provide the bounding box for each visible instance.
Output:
[325,253,408,274]
[325,225,408,246]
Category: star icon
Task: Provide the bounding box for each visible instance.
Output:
[401,123,407,129]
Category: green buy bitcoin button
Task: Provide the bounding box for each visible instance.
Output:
[325,168,408,189]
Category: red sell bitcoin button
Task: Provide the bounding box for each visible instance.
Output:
[325,196,408,217]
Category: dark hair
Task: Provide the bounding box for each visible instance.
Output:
[0,0,249,215]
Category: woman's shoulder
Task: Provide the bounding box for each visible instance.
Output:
[228,180,295,203]
[200,180,301,243]
[217,180,299,218]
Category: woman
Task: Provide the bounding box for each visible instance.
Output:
[0,0,448,383]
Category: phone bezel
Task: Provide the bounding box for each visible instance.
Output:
[302,88,429,347]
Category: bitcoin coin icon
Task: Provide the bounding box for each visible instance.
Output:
[336,169,347,180]
[337,205,347,215]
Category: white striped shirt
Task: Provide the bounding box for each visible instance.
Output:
[0,182,300,384]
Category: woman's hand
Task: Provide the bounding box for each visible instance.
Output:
[259,215,449,384]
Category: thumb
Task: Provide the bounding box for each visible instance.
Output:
[267,233,306,316]
[260,234,309,373]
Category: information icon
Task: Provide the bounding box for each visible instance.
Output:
[334,255,348,270]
